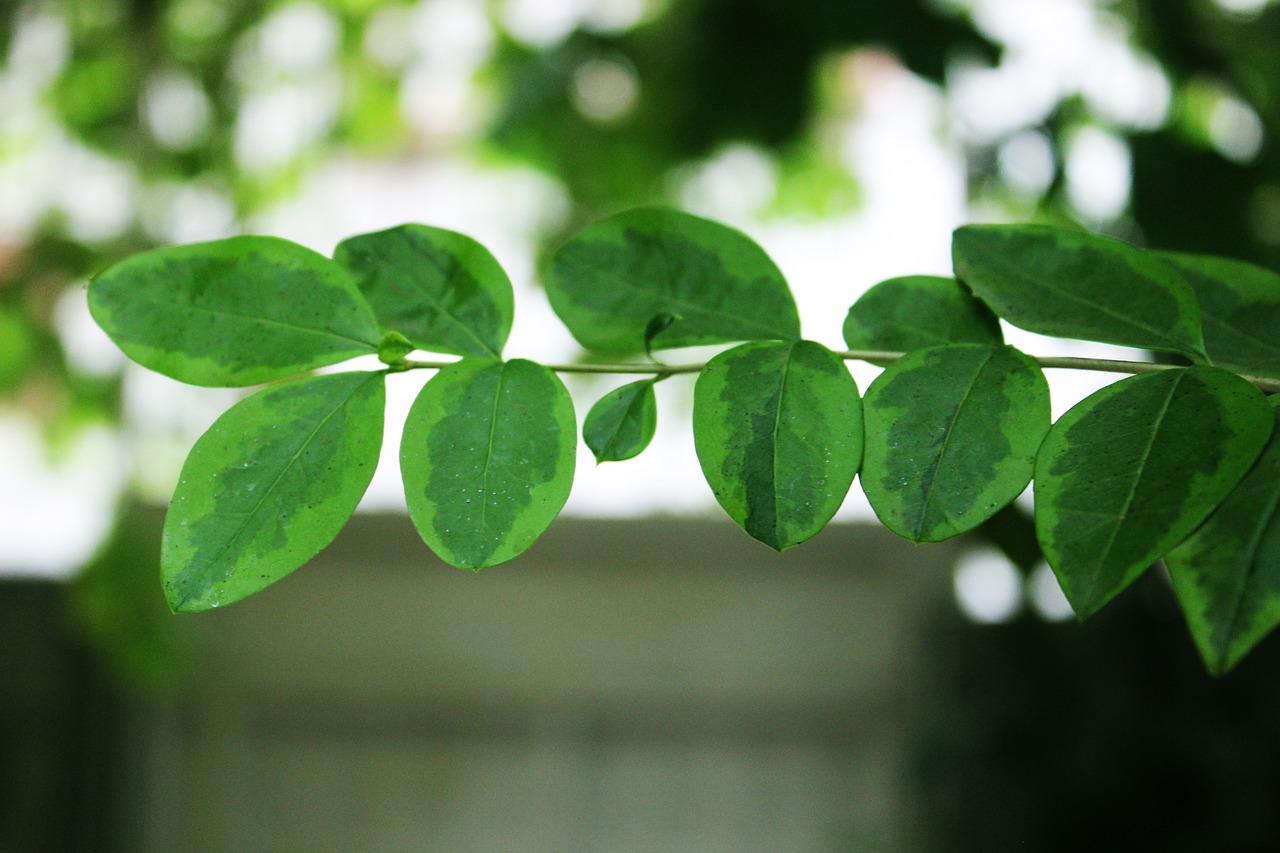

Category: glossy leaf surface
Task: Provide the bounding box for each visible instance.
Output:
[89,236,380,386]
[693,340,862,550]
[1155,251,1280,379]
[1034,367,1272,618]
[862,344,1049,542]
[401,358,576,568]
[546,208,801,353]
[334,224,514,358]
[583,379,658,463]
[843,275,1002,352]
[1166,396,1280,675]
[953,224,1207,360]
[162,371,385,612]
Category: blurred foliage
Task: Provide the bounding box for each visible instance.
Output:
[64,501,181,692]
[3,0,1280,688]
[489,0,994,219]
[1124,0,1280,262]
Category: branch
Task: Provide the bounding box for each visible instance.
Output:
[400,350,1280,393]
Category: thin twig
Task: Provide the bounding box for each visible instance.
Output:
[399,350,1280,393]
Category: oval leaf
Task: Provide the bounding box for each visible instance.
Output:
[862,344,1050,542]
[693,340,862,551]
[1155,251,1280,380]
[1166,396,1280,675]
[843,275,1002,352]
[1034,366,1273,618]
[546,208,801,354]
[334,224,514,358]
[401,358,576,568]
[952,224,1207,360]
[162,371,386,612]
[89,236,381,387]
[583,379,658,463]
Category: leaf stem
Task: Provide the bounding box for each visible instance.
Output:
[400,351,1280,393]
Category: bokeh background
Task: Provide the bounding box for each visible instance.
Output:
[4,0,1280,850]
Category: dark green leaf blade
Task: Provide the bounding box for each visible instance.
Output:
[89,236,381,387]
[1155,251,1280,379]
[843,275,1002,352]
[546,208,801,354]
[693,341,862,550]
[1166,396,1280,675]
[952,224,1207,360]
[162,371,386,612]
[862,344,1049,543]
[334,224,514,358]
[401,358,576,568]
[583,379,658,463]
[1034,367,1272,618]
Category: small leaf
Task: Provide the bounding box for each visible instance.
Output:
[1034,366,1272,618]
[644,312,679,361]
[377,330,415,365]
[89,236,381,387]
[334,223,514,358]
[693,340,862,550]
[862,344,1049,542]
[546,208,801,354]
[583,379,658,463]
[162,371,385,612]
[952,224,1207,360]
[843,275,1002,352]
[1166,396,1280,675]
[1155,251,1280,379]
[401,358,576,568]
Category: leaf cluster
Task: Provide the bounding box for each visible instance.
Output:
[89,210,1280,675]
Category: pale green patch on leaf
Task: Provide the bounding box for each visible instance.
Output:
[1155,251,1280,380]
[1034,367,1272,619]
[862,344,1049,542]
[401,358,576,568]
[952,224,1207,360]
[546,208,800,354]
[843,276,1002,352]
[1166,396,1280,675]
[583,379,658,463]
[693,340,862,550]
[89,236,380,387]
[162,371,385,612]
[334,223,514,358]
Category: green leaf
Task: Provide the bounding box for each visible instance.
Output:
[377,330,415,365]
[89,236,381,387]
[644,312,678,361]
[401,358,576,568]
[162,371,385,612]
[546,208,801,354]
[334,223,514,358]
[1034,367,1273,618]
[843,275,1002,352]
[693,340,862,550]
[862,344,1049,542]
[952,224,1207,360]
[583,379,658,463]
[1154,251,1280,379]
[1166,396,1280,675]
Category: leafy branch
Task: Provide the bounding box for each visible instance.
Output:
[88,210,1280,675]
